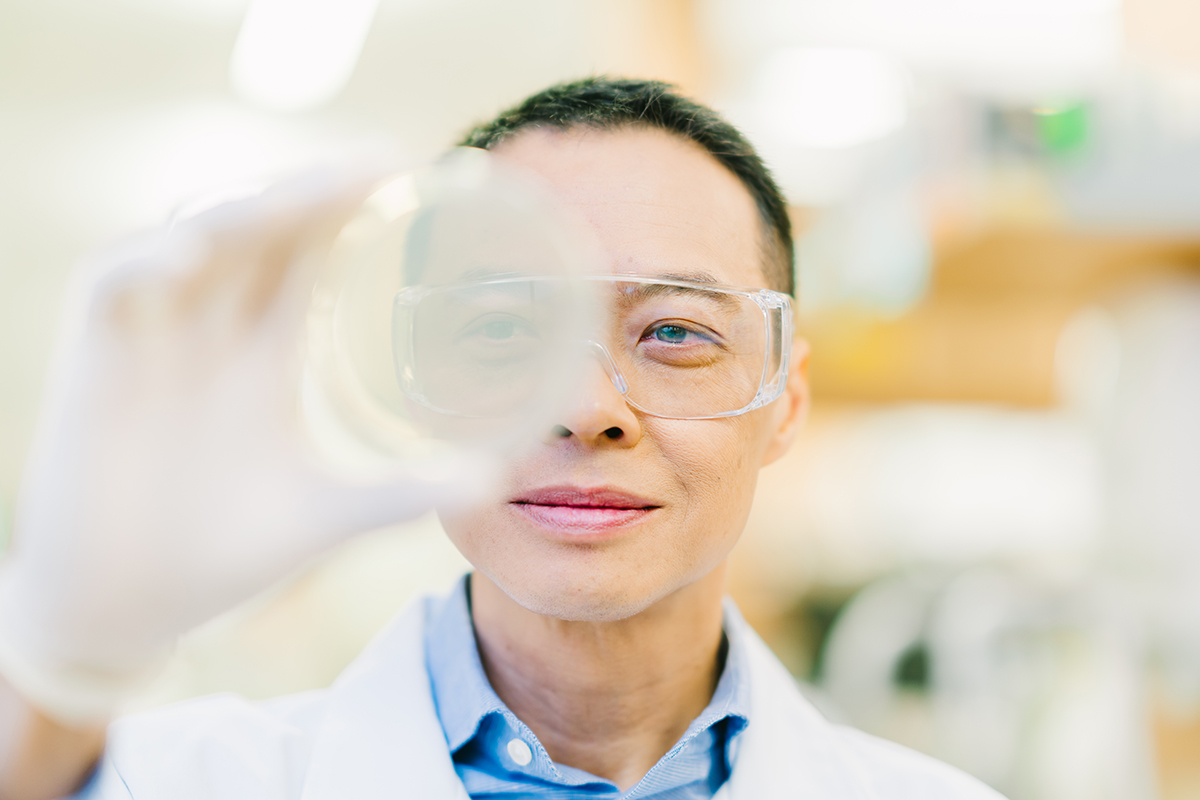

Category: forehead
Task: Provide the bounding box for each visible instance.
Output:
[489,125,768,289]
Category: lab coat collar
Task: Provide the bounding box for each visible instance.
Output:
[719,620,875,800]
[300,597,467,800]
[300,594,873,800]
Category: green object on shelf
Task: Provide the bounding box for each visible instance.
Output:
[1034,103,1088,155]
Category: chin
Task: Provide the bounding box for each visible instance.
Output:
[496,571,659,622]
[478,551,704,623]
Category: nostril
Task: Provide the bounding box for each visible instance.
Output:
[553,425,572,438]
[604,427,623,440]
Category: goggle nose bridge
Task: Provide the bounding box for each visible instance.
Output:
[580,339,630,395]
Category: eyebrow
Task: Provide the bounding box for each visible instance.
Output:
[613,277,741,312]
[453,266,529,281]
[641,270,722,285]
[448,265,726,282]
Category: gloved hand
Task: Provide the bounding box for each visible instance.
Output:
[0,170,491,725]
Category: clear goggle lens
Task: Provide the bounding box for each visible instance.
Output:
[395,276,792,421]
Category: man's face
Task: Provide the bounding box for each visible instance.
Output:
[441,124,807,621]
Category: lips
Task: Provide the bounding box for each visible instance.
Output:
[510,486,659,533]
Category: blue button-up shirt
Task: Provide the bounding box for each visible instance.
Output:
[425,577,749,799]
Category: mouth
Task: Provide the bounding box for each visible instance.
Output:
[510,486,660,534]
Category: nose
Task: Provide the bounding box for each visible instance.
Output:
[545,344,641,447]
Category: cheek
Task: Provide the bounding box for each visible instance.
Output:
[646,411,775,540]
[436,491,499,568]
[439,502,505,567]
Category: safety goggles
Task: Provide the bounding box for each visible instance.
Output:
[393,275,793,421]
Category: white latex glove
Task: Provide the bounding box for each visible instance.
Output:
[0,171,490,725]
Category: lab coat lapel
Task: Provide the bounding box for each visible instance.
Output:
[300,598,468,800]
[300,594,875,800]
[718,625,875,800]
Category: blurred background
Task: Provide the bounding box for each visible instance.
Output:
[2,0,1199,797]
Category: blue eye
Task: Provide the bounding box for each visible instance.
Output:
[653,324,690,344]
[480,319,517,340]
[640,321,724,367]
[454,314,541,371]
[459,314,536,343]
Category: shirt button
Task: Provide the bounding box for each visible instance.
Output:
[506,738,533,766]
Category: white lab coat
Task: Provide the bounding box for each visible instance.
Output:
[82,595,1005,799]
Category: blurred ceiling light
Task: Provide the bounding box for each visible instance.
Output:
[755,48,907,149]
[43,102,400,233]
[230,0,380,111]
[708,0,1122,99]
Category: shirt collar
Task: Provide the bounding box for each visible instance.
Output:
[425,575,750,757]
[425,575,509,751]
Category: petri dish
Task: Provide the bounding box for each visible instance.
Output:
[303,148,598,475]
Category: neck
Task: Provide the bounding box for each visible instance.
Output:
[469,568,728,791]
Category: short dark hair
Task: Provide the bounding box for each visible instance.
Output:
[459,77,795,297]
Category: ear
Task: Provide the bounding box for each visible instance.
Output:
[761,336,810,467]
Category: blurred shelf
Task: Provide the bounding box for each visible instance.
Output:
[802,225,1200,407]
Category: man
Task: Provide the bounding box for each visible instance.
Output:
[0,78,1003,798]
